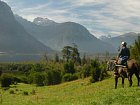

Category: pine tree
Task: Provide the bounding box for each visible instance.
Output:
[130,35,140,60]
[55,53,59,62]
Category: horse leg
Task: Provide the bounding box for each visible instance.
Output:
[115,77,118,89]
[135,72,140,86]
[122,77,124,88]
[128,73,133,87]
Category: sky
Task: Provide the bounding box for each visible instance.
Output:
[2,0,140,38]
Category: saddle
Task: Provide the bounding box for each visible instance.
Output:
[115,59,128,68]
[114,60,128,78]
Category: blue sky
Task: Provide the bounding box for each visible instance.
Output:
[2,0,140,37]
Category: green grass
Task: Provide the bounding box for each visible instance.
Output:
[0,72,140,105]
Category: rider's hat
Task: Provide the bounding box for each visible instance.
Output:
[121,41,127,46]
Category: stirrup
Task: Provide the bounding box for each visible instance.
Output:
[115,65,127,68]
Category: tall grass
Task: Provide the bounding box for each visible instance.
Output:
[0,73,140,105]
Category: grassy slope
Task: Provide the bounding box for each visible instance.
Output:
[0,72,140,105]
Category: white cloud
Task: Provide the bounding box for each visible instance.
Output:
[2,0,140,37]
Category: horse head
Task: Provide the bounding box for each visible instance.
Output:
[106,60,116,71]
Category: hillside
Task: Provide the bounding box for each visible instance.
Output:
[0,1,52,54]
[100,32,139,50]
[1,74,140,105]
[15,16,116,53]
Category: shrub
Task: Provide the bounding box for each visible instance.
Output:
[64,61,75,74]
[15,89,19,91]
[51,70,62,85]
[33,72,45,86]
[90,61,109,83]
[90,67,101,83]
[82,64,91,78]
[44,71,53,86]
[23,91,28,95]
[13,77,21,85]
[62,73,78,82]
[18,76,28,84]
[30,89,36,95]
[31,63,45,72]
[0,73,14,87]
[44,70,62,85]
[90,60,101,83]
[9,90,14,94]
[99,63,108,81]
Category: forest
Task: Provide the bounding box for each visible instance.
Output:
[0,36,140,88]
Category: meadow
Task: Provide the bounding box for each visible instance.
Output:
[0,72,140,105]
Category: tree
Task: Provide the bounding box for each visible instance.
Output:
[105,51,110,61]
[81,53,87,65]
[71,44,81,64]
[64,61,75,74]
[62,46,73,62]
[55,53,59,62]
[33,73,45,86]
[130,35,140,60]
[62,44,81,64]
[90,59,101,83]
[1,73,14,87]
[43,53,48,61]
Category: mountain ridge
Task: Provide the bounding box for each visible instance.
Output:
[100,32,139,49]
[15,16,116,53]
[0,1,52,54]
[33,17,56,26]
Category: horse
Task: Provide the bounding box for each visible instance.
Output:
[106,60,116,71]
[107,59,140,89]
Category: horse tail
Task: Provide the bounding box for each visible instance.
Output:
[133,63,140,73]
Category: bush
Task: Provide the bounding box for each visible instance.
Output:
[30,89,36,95]
[82,64,91,78]
[62,73,78,82]
[9,90,14,94]
[18,76,28,84]
[0,73,14,87]
[44,70,62,86]
[99,63,108,81]
[15,89,19,91]
[32,72,45,86]
[90,61,109,83]
[64,61,75,74]
[90,67,101,83]
[28,70,62,86]
[51,70,62,85]
[90,60,101,83]
[13,77,21,85]
[23,91,28,95]
[31,63,45,72]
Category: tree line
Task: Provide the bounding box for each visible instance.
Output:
[0,45,108,87]
[130,35,140,62]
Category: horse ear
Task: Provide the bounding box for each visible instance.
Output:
[114,60,117,64]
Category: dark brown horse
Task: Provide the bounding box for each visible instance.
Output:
[107,59,140,89]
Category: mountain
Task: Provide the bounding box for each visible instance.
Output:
[15,16,116,53]
[0,1,52,54]
[33,17,56,26]
[100,32,139,50]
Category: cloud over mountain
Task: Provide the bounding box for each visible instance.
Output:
[15,15,116,53]
[0,1,52,54]
[2,0,140,37]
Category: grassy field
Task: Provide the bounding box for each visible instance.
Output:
[0,72,140,105]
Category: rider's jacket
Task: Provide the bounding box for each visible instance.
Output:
[118,47,130,59]
[118,47,130,65]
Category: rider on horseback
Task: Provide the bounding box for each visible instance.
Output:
[117,41,130,66]
[113,42,130,78]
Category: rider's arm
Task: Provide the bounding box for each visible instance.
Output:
[127,48,130,59]
[118,48,123,58]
